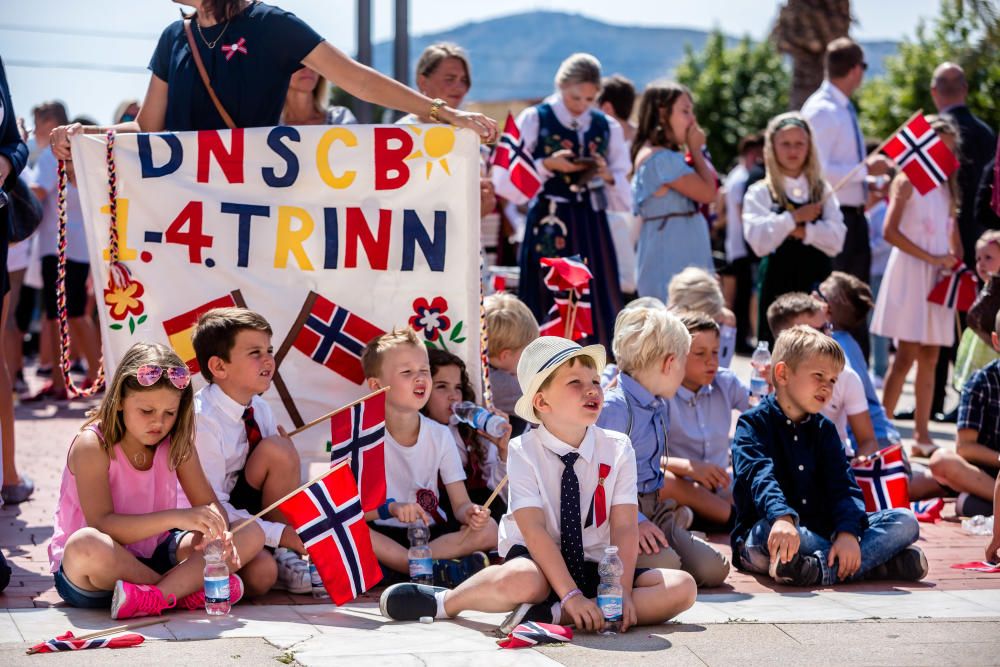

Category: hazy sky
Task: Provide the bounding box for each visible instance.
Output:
[2,0,943,124]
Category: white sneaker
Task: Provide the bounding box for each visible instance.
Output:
[273,547,311,594]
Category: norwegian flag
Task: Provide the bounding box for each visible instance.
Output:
[882,114,960,195]
[851,444,910,512]
[329,391,387,512]
[911,497,945,523]
[491,112,542,205]
[928,262,979,312]
[498,622,573,649]
[539,288,594,342]
[291,292,384,385]
[28,632,145,653]
[541,255,593,292]
[278,464,383,605]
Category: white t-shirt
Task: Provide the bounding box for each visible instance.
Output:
[820,365,867,455]
[31,147,89,262]
[498,424,638,563]
[377,414,466,528]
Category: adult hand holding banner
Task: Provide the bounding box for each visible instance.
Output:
[71,124,482,459]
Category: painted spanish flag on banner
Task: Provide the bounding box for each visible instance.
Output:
[162,291,241,373]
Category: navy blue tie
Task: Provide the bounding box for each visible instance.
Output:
[559,452,586,584]
[847,100,868,197]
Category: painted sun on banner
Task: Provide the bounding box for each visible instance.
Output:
[73,125,482,456]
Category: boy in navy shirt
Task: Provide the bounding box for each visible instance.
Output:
[731,326,926,585]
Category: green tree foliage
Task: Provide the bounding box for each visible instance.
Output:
[858,0,999,141]
[676,31,790,172]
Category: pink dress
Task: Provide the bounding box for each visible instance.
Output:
[48,425,179,573]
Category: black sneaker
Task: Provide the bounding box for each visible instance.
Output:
[0,550,10,593]
[881,546,928,581]
[770,553,822,585]
[499,600,560,635]
[379,582,446,621]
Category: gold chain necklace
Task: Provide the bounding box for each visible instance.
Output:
[195,16,230,49]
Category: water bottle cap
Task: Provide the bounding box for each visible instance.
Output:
[605,545,619,554]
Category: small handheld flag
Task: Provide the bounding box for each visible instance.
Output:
[882,114,960,195]
[491,112,542,205]
[329,390,387,512]
[927,262,979,312]
[851,444,910,512]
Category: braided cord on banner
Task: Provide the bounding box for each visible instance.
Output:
[479,253,493,409]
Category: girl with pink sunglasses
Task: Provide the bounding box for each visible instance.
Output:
[48,342,266,619]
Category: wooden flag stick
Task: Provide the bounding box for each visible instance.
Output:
[564,290,578,340]
[232,459,351,534]
[287,386,391,438]
[821,109,924,204]
[26,618,168,654]
[459,474,509,544]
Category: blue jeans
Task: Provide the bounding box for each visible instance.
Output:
[739,509,919,585]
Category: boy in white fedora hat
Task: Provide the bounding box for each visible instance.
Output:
[379,336,696,633]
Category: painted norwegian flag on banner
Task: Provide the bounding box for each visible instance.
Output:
[291,292,385,385]
[278,464,382,605]
[329,391,387,512]
[851,445,910,512]
[540,255,593,292]
[491,112,542,205]
[882,114,960,195]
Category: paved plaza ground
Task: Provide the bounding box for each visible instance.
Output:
[1,355,998,665]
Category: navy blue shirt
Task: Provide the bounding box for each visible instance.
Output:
[149,3,323,131]
[730,395,868,567]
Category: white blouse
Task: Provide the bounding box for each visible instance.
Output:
[742,175,846,258]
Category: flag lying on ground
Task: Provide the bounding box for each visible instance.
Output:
[927,262,979,312]
[882,114,960,195]
[329,391,387,512]
[288,291,385,385]
[28,631,145,653]
[951,561,1000,573]
[911,497,945,523]
[161,292,240,373]
[278,463,382,605]
[491,112,542,205]
[498,622,573,649]
[851,444,910,512]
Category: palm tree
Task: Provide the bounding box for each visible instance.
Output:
[772,0,853,109]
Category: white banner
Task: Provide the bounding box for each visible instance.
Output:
[73,124,481,457]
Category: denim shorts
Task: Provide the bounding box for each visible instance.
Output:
[54,530,184,608]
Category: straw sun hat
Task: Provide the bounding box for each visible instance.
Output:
[513,336,606,424]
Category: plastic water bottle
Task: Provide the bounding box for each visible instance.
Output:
[452,401,508,438]
[597,546,624,635]
[749,341,771,406]
[407,520,433,585]
[203,539,230,616]
[309,559,330,599]
[962,515,994,536]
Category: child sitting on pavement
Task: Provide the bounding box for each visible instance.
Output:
[189,308,310,595]
[379,337,697,633]
[599,307,731,587]
[929,309,1000,518]
[731,326,926,586]
[953,231,1000,391]
[483,292,540,436]
[362,329,497,584]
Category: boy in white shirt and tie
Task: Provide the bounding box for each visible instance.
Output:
[379,337,696,633]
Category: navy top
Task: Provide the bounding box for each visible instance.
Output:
[531,103,609,201]
[149,2,323,131]
[0,55,30,297]
[730,394,867,567]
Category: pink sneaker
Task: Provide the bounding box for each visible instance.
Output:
[176,574,245,610]
[110,581,177,620]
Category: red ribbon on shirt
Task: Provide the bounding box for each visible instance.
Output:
[586,463,612,529]
[223,37,248,61]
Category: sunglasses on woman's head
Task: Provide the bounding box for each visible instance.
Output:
[136,364,191,390]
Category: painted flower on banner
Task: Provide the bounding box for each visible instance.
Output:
[409,296,466,351]
[104,276,147,335]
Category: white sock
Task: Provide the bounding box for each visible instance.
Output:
[434,589,451,619]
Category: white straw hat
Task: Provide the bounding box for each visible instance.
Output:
[513,336,606,424]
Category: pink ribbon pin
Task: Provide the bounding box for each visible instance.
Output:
[222,37,248,61]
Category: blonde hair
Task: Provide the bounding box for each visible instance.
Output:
[361,328,425,379]
[84,342,195,470]
[555,53,602,89]
[416,43,472,89]
[763,112,827,210]
[766,292,824,337]
[976,229,1000,251]
[773,325,845,374]
[613,307,691,375]
[624,296,665,311]
[667,267,724,319]
[928,114,962,215]
[483,293,539,355]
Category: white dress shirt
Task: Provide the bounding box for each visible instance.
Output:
[801,80,867,207]
[724,163,750,262]
[189,383,284,548]
[742,176,846,258]
[495,93,631,209]
[498,424,638,563]
[820,365,867,456]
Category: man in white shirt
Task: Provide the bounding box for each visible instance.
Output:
[801,37,892,287]
[723,134,764,353]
